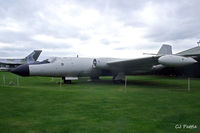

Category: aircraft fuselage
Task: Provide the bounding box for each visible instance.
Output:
[12,57,120,77]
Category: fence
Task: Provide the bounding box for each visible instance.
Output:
[1,73,20,87]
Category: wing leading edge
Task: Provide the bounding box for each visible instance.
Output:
[107,44,172,74]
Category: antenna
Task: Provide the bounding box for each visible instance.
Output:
[197,40,200,47]
[143,53,157,55]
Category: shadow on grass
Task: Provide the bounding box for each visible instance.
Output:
[59,77,184,90]
[16,76,191,91]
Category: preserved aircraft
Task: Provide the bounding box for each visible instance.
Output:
[11,45,200,83]
[0,50,42,71]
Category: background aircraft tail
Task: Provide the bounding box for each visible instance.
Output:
[157,44,172,55]
[25,50,42,63]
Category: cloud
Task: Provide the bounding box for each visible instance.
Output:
[0,0,200,59]
[143,1,200,42]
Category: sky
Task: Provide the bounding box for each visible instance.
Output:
[0,0,200,60]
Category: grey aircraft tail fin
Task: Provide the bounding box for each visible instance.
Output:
[25,50,42,63]
[157,44,172,55]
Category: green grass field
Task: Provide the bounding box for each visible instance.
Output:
[0,72,200,133]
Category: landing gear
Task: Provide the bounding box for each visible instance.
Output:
[112,79,124,84]
[62,77,72,84]
[112,73,125,84]
[64,80,72,84]
[90,76,100,81]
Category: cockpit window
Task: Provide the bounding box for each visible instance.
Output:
[41,59,50,63]
[32,57,57,65]
[47,57,57,63]
[33,59,49,64]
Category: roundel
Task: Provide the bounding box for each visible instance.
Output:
[93,59,97,68]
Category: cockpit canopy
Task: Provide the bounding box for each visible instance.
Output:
[47,57,57,63]
[35,57,58,64]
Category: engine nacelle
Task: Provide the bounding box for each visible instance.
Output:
[158,55,197,67]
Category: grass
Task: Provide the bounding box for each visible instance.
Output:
[0,72,200,133]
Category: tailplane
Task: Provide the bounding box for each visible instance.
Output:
[25,50,42,63]
[157,44,172,55]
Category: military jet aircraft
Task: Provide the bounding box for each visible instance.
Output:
[11,45,200,84]
[0,50,42,71]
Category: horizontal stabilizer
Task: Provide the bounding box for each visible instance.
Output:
[157,44,172,55]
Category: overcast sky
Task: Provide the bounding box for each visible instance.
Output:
[0,0,200,60]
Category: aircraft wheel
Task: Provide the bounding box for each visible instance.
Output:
[62,77,72,84]
[90,76,100,81]
[112,79,125,84]
[62,78,72,84]
[64,80,71,84]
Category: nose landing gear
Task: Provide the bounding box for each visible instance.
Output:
[62,77,78,84]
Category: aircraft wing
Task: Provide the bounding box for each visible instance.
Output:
[106,44,172,74]
[107,56,159,74]
[0,60,24,65]
[107,46,200,74]
[176,46,200,57]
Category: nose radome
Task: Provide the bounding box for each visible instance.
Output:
[11,64,30,76]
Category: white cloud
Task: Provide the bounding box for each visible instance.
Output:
[0,18,23,32]
[0,0,200,59]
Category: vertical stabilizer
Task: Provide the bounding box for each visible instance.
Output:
[157,44,172,55]
[25,50,42,63]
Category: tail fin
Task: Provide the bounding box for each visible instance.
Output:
[157,44,172,55]
[25,50,42,63]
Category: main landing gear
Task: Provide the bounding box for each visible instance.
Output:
[112,73,125,83]
[90,76,100,81]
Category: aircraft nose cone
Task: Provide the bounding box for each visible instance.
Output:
[11,64,30,76]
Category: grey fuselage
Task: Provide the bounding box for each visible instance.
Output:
[28,57,120,77]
